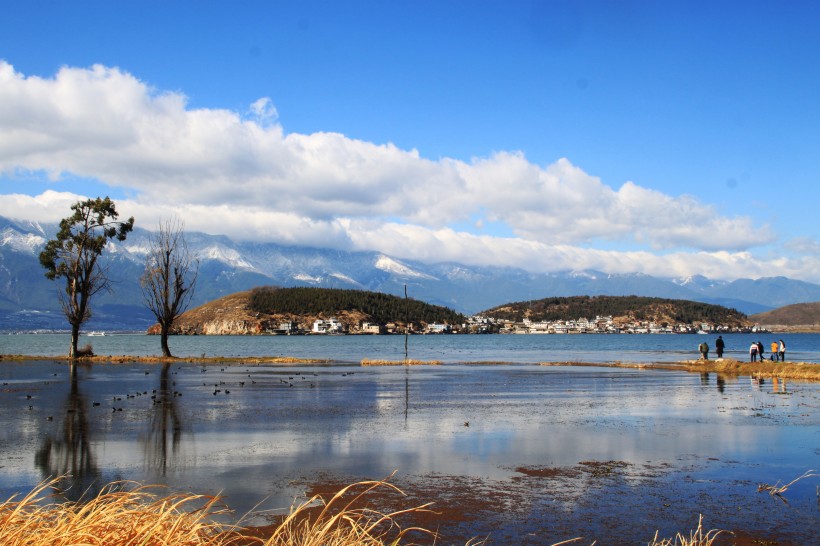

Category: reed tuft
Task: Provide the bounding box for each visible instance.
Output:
[0,477,235,546]
[647,515,728,546]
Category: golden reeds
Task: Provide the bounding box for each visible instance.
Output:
[0,478,234,546]
[647,515,728,546]
[0,479,736,546]
[260,477,435,546]
[681,359,820,381]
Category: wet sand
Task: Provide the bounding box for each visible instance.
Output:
[1,360,818,544]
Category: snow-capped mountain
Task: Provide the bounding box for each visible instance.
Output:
[2,215,820,331]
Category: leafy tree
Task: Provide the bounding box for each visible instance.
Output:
[39,197,134,358]
[140,218,198,357]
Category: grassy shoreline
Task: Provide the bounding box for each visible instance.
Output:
[2,353,818,380]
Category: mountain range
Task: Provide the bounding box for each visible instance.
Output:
[2,215,820,332]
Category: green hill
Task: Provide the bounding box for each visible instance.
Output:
[481,295,749,327]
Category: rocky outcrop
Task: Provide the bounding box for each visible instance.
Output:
[147,291,266,335]
[146,290,371,335]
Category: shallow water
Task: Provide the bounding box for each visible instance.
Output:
[1,359,818,544]
[4,331,820,363]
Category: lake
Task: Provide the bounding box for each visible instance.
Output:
[4,331,820,363]
[1,334,818,544]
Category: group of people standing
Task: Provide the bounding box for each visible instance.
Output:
[698,336,787,362]
[751,339,786,362]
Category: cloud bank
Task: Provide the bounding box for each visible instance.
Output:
[0,61,805,281]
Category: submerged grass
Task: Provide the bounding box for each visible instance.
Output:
[0,478,734,546]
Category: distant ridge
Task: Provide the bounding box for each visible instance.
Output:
[750,302,820,331]
[481,295,750,328]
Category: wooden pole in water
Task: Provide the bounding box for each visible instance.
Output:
[404,284,409,361]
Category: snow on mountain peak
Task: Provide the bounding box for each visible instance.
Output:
[329,272,361,286]
[375,255,438,280]
[570,270,598,280]
[202,245,255,270]
[1,228,46,255]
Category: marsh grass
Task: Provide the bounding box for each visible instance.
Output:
[758,469,818,501]
[0,477,437,546]
[0,478,235,546]
[0,479,734,546]
[361,359,442,366]
[647,515,727,546]
[682,359,820,381]
[259,477,435,545]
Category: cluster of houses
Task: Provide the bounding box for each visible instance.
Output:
[268,318,453,335]
[481,315,765,334]
[266,315,764,335]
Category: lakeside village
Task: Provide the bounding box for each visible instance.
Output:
[275,315,768,335]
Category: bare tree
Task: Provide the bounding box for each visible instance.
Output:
[39,197,134,359]
[141,218,198,357]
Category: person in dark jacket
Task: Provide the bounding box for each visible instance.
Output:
[715,336,725,358]
[750,342,759,362]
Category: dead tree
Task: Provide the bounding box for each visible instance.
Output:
[140,218,198,357]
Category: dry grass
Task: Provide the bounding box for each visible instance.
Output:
[0,478,235,546]
[681,359,820,381]
[647,515,728,546]
[258,477,435,546]
[757,469,818,500]
[360,359,442,366]
[0,476,438,546]
[0,478,737,546]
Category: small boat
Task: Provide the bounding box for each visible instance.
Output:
[86,331,106,337]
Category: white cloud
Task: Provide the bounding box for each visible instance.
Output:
[249,97,278,124]
[0,61,805,281]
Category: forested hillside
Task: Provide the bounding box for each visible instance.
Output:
[750,302,820,329]
[249,286,464,325]
[482,295,749,326]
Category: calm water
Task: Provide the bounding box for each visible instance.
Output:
[4,331,820,363]
[0,354,818,544]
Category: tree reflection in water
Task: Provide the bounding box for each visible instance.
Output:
[142,363,185,476]
[34,364,101,501]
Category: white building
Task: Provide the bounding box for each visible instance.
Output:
[312,318,345,334]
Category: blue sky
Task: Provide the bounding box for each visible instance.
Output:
[2,0,819,282]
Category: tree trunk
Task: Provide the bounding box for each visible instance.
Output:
[160,325,172,358]
[70,323,80,359]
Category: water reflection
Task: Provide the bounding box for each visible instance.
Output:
[699,372,726,393]
[33,365,100,500]
[142,364,187,476]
